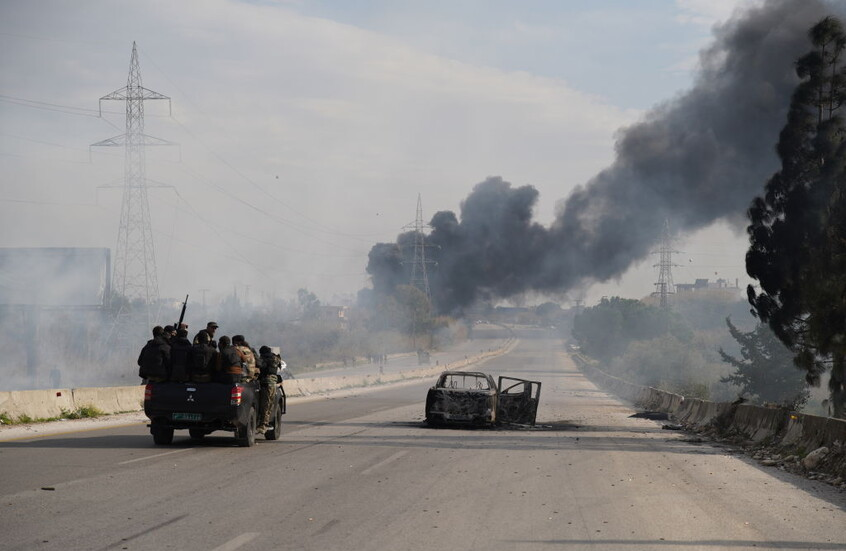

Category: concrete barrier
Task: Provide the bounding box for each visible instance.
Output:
[0,388,75,420]
[282,338,517,399]
[0,339,517,422]
[574,353,846,453]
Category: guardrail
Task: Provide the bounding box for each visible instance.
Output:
[0,338,518,422]
[571,353,846,454]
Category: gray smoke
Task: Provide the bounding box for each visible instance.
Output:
[367,0,845,313]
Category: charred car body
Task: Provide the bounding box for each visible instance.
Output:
[424,371,541,427]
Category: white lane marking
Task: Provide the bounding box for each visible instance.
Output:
[361,450,408,475]
[211,532,260,551]
[118,448,192,465]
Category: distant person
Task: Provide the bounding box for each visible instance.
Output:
[169,328,192,382]
[138,326,171,383]
[163,325,176,343]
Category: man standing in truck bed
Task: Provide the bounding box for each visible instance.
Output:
[138,326,170,383]
[232,335,258,382]
[256,346,281,434]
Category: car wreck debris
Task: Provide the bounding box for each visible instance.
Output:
[425,371,541,427]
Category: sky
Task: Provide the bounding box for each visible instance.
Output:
[0,0,759,309]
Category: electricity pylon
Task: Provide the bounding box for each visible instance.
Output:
[652,219,680,309]
[92,42,173,327]
[402,194,435,301]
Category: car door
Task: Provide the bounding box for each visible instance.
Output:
[496,376,542,425]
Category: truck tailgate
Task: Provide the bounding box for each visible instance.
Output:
[145,382,246,426]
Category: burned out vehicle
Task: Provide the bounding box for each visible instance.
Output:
[424,371,541,427]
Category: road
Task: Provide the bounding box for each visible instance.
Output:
[1,330,844,550]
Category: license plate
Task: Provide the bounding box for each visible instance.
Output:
[172,412,202,421]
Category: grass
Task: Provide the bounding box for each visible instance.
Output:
[61,405,104,419]
[0,405,105,425]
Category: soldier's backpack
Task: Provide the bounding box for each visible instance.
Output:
[138,339,168,380]
[190,342,214,383]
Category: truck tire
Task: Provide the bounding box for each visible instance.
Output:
[152,425,174,445]
[426,414,444,428]
[236,407,256,447]
[189,429,208,440]
[265,404,282,441]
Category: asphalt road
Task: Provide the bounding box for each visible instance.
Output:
[1,330,844,551]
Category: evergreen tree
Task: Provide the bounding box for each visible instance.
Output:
[746,17,846,416]
[719,318,808,408]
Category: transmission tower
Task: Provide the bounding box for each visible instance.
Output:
[652,219,680,309]
[92,42,172,326]
[402,194,435,301]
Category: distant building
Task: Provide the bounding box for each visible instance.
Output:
[316,305,348,328]
[676,278,740,293]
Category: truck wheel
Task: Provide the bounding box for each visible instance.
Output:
[265,404,282,441]
[152,425,174,445]
[236,407,256,447]
[426,414,444,428]
[189,429,208,440]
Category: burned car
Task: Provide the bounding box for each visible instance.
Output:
[424,371,541,427]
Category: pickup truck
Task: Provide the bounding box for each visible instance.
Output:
[143,380,286,447]
[425,371,541,427]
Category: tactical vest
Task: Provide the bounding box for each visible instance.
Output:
[235,345,258,381]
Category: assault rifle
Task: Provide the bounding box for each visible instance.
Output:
[175,294,188,331]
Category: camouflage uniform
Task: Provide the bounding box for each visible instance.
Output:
[231,335,258,382]
[257,346,281,431]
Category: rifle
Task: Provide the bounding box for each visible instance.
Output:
[175,294,188,331]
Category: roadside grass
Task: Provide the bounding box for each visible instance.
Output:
[0,405,105,426]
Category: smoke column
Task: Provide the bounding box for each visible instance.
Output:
[367,0,846,313]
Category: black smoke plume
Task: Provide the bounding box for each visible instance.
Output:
[367,0,846,314]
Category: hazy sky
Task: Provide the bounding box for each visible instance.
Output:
[0,0,757,308]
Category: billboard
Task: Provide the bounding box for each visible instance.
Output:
[0,248,110,307]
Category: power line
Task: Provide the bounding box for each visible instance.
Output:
[0,93,173,119]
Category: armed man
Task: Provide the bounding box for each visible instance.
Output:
[256,346,282,434]
[138,326,171,383]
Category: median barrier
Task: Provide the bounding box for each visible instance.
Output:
[284,338,517,399]
[733,404,787,442]
[0,388,75,420]
[72,387,120,414]
[114,385,145,412]
[573,352,846,453]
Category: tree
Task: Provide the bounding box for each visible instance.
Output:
[572,297,691,363]
[746,16,846,416]
[297,288,321,320]
[393,285,434,344]
[719,318,809,408]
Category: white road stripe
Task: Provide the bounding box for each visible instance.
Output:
[211,532,260,551]
[361,450,408,475]
[118,448,192,465]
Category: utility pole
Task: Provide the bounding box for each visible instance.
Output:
[92,42,173,329]
[402,194,436,301]
[652,219,680,309]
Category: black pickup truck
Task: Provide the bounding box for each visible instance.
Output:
[143,381,286,447]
